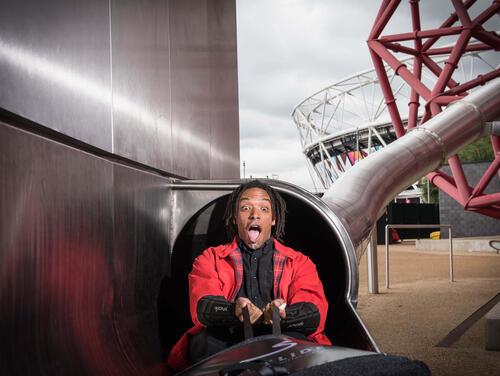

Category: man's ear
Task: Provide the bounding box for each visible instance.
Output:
[272,219,276,226]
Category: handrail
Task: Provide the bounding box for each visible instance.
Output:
[384,224,453,289]
[489,240,500,254]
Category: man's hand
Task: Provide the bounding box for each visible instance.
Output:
[262,298,287,325]
[234,297,263,324]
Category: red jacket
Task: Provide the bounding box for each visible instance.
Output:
[167,238,331,371]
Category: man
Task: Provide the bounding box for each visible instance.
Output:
[167,180,331,371]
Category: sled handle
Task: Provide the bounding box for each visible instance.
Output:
[271,304,281,336]
[242,306,254,339]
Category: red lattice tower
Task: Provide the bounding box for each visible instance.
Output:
[368,0,500,219]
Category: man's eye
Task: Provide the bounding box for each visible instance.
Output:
[261,207,270,212]
[240,206,250,211]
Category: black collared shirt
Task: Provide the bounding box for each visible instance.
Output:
[236,238,274,309]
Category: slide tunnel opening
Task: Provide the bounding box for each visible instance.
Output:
[159,192,373,358]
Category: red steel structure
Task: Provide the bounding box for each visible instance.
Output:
[368,0,500,219]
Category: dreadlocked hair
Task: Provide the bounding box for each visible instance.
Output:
[224,180,287,242]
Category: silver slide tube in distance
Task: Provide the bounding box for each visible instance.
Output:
[321,78,500,259]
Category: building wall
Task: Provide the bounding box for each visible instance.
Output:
[0,1,239,373]
[0,120,173,375]
[0,0,239,179]
[439,162,500,237]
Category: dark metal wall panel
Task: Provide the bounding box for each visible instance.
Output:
[111,0,173,172]
[0,122,170,375]
[112,164,172,368]
[0,0,112,151]
[207,0,240,179]
[0,122,115,374]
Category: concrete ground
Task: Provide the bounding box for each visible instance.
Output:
[356,243,500,376]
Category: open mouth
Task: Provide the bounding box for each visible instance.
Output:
[247,224,262,243]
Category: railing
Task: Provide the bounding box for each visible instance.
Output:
[384,224,453,289]
[489,240,500,254]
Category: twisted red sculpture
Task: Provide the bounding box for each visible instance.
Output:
[368,0,500,218]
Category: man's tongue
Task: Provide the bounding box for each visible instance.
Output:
[248,229,260,243]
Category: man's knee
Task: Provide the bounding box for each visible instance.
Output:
[189,328,231,364]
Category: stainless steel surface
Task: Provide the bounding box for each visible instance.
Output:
[1,1,239,373]
[169,0,209,178]
[113,163,174,364]
[111,0,173,172]
[0,121,172,375]
[322,78,500,258]
[168,180,379,352]
[449,227,454,283]
[169,182,236,254]
[205,0,240,180]
[169,0,240,179]
[0,0,240,180]
[485,121,500,136]
[385,229,390,291]
[366,229,379,294]
[384,224,453,289]
[0,0,113,151]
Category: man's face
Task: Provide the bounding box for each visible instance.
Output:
[235,187,275,250]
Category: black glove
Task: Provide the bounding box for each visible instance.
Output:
[281,302,320,335]
[196,295,240,327]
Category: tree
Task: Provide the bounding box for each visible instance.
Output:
[457,136,494,163]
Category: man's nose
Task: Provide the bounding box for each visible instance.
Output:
[249,207,260,219]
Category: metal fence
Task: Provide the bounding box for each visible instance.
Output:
[385,224,453,289]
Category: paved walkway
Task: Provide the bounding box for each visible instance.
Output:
[357,243,500,376]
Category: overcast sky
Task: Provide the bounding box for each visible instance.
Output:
[235,0,497,191]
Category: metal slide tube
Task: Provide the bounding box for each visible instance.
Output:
[168,179,379,351]
[322,78,500,256]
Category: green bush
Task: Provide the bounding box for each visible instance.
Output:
[457,136,494,163]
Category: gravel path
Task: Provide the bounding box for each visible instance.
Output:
[357,244,500,376]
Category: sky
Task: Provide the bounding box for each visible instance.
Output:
[235,0,498,191]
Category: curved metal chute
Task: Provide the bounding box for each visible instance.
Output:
[164,179,378,353]
[322,77,500,256]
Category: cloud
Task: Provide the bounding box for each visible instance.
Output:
[236,0,499,191]
[237,0,380,189]
[240,137,308,182]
